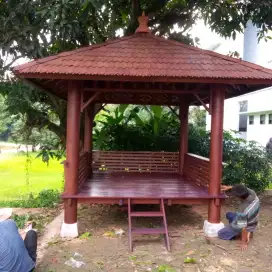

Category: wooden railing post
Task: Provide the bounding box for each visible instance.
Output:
[179,100,189,175]
[208,85,225,223]
[84,103,94,176]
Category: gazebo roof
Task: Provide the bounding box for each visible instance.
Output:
[13,13,272,105]
[14,32,272,82]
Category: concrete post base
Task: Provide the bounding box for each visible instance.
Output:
[60,222,78,238]
[203,220,225,237]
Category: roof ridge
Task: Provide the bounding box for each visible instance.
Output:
[149,34,272,76]
[13,35,135,72]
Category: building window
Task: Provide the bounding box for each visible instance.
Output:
[239,114,247,132]
[239,100,248,112]
[249,115,254,125]
[269,114,272,124]
[260,114,266,125]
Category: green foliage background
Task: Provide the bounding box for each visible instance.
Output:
[94,105,272,193]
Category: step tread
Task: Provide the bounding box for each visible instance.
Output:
[130,211,164,217]
[131,227,166,234]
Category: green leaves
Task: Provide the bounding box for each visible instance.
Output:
[222,133,272,193]
[93,104,180,152]
[11,214,30,229]
[153,264,176,272]
[0,80,66,162]
[79,232,92,239]
[184,257,197,264]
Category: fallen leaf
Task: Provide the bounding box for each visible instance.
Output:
[51,257,58,263]
[185,250,195,256]
[103,231,117,238]
[184,257,197,264]
[79,232,92,239]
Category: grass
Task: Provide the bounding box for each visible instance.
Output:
[0,152,63,201]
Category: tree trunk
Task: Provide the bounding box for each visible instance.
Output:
[126,0,141,35]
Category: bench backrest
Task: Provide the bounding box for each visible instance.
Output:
[92,151,179,173]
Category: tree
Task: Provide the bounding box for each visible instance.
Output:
[1,1,272,75]
[189,106,206,129]
[0,81,66,144]
[201,1,272,40]
[0,0,201,75]
[1,0,272,155]
[0,94,12,140]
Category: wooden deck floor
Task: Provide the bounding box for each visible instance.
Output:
[75,173,218,199]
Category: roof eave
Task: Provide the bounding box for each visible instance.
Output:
[14,72,272,86]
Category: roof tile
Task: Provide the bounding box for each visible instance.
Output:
[13,33,272,81]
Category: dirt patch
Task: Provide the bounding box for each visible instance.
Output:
[37,199,272,272]
[12,207,61,234]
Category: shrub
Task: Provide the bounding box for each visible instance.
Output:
[188,124,209,157]
[222,134,272,193]
[94,114,180,152]
[0,189,60,208]
[188,129,272,193]
[31,189,60,208]
[11,214,30,229]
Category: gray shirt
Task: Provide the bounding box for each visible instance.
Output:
[0,219,35,272]
[233,188,260,232]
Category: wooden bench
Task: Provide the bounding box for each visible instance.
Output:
[75,152,216,189]
[63,151,226,202]
[92,151,179,173]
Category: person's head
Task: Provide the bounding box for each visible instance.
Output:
[231,184,249,200]
[0,208,12,222]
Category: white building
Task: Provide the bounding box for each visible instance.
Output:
[206,22,272,147]
[206,87,272,146]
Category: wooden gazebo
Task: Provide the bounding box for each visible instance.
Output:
[14,14,272,250]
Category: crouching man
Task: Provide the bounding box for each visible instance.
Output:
[219,184,260,250]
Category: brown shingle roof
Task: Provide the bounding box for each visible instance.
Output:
[13,33,272,82]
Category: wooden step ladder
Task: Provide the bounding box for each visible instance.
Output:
[128,199,170,252]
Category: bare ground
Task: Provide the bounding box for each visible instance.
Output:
[36,197,272,272]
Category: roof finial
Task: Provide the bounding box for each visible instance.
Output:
[135,11,150,33]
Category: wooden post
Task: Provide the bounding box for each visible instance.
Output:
[179,100,189,175]
[64,81,81,225]
[84,107,92,153]
[208,85,225,223]
[84,103,94,176]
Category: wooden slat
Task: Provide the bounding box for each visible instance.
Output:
[93,162,179,167]
[93,155,179,160]
[92,151,179,173]
[93,151,178,154]
[78,152,89,187]
[183,153,210,187]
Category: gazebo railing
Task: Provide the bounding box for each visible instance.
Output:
[77,151,213,188]
[78,152,90,187]
[183,153,210,187]
[92,151,179,173]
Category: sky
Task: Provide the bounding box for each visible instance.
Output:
[191,20,272,68]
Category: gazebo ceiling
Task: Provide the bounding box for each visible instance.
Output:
[13,14,272,105]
